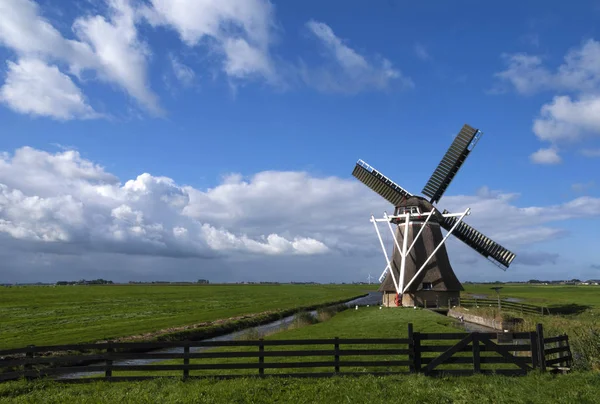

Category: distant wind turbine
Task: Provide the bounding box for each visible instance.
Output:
[367,273,374,284]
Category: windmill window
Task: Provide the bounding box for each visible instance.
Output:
[422,282,433,290]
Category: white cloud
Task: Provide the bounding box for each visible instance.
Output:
[533,95,600,142]
[0,58,99,120]
[169,55,195,87]
[72,0,162,115]
[495,39,600,156]
[495,40,600,95]
[414,43,431,61]
[302,20,412,94]
[2,147,600,281]
[581,148,600,157]
[529,147,562,164]
[0,0,161,117]
[142,0,277,83]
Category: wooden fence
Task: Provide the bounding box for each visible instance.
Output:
[457,298,550,316]
[0,323,571,382]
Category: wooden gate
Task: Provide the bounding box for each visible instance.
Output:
[415,331,538,376]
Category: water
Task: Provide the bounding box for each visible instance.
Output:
[58,292,381,379]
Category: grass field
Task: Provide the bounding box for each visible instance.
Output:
[461,284,600,371]
[2,373,600,404]
[462,284,600,309]
[0,284,374,349]
[2,308,599,403]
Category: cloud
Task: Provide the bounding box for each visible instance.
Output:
[529,147,562,164]
[533,95,600,142]
[2,147,600,281]
[169,55,195,87]
[495,40,600,95]
[301,20,413,94]
[0,0,161,117]
[581,148,600,157]
[0,58,99,120]
[141,0,277,83]
[414,43,431,61]
[495,40,600,145]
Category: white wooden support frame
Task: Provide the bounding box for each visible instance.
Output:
[371,208,471,301]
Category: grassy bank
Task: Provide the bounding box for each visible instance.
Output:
[2,373,600,404]
[0,284,373,348]
[462,284,600,310]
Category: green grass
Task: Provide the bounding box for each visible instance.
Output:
[0,284,374,349]
[461,284,600,371]
[2,373,600,404]
[104,307,517,379]
[462,284,600,309]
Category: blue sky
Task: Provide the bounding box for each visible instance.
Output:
[0,0,599,283]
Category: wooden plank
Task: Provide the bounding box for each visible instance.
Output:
[546,356,572,367]
[0,371,24,382]
[428,369,528,377]
[109,360,411,372]
[423,334,473,374]
[419,345,531,352]
[478,336,532,371]
[544,335,568,344]
[1,354,106,366]
[418,333,470,340]
[544,346,571,356]
[421,356,531,365]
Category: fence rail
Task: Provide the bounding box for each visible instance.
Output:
[0,323,569,382]
[458,298,550,315]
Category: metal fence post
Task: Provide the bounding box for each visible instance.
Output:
[334,337,340,374]
[259,339,265,376]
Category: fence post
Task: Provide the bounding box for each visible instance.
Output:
[424,299,427,308]
[536,324,546,372]
[562,334,571,368]
[436,297,439,309]
[334,337,340,374]
[529,331,539,369]
[24,345,34,381]
[472,333,480,374]
[458,296,461,307]
[259,339,265,376]
[105,340,113,379]
[183,344,190,380]
[475,298,478,307]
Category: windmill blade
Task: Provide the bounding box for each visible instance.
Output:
[422,124,483,204]
[440,210,516,269]
[352,159,413,206]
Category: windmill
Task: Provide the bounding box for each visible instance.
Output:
[352,124,516,307]
[367,273,374,284]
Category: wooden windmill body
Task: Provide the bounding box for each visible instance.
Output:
[353,124,517,307]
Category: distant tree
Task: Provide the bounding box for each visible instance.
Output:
[197,279,209,284]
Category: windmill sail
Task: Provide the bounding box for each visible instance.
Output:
[422,124,483,204]
[352,160,412,206]
[440,210,516,269]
